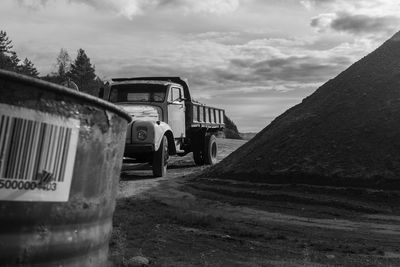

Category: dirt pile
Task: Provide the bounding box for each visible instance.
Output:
[208,31,400,189]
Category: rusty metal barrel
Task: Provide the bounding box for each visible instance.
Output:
[0,70,132,266]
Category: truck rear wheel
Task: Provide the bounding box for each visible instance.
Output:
[204,135,217,165]
[152,136,168,177]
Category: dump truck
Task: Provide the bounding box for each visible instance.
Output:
[106,77,225,177]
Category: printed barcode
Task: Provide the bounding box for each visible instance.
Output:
[0,103,79,202]
[0,115,72,182]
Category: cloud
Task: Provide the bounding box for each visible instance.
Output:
[305,0,400,36]
[250,56,350,83]
[69,0,163,18]
[312,12,400,35]
[183,0,239,15]
[17,0,240,19]
[17,0,49,9]
[211,54,349,91]
[300,0,337,10]
[331,13,399,34]
[310,13,336,32]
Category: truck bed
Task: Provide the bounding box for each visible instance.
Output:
[189,102,225,129]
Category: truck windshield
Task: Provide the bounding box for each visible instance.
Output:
[109,84,166,103]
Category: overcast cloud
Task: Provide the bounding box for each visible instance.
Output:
[2,0,399,132]
[307,0,400,35]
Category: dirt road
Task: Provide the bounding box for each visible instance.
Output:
[117,138,245,198]
[110,138,400,267]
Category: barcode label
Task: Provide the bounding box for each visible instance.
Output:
[0,103,79,202]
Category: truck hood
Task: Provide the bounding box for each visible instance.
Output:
[119,104,161,122]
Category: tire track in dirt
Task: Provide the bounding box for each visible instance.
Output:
[146,179,400,237]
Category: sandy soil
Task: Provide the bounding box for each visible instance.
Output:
[110,138,400,267]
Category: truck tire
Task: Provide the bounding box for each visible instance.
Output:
[152,135,168,177]
[204,135,217,165]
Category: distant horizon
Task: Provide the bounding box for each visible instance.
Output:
[1,0,399,132]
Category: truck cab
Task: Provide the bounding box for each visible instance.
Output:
[107,77,224,177]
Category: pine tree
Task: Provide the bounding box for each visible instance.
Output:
[10,52,20,70]
[20,58,39,77]
[68,48,96,94]
[0,30,19,71]
[0,30,13,53]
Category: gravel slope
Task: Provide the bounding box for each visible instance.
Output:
[207,31,400,189]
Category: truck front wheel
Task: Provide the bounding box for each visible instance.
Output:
[152,135,168,177]
[204,135,217,165]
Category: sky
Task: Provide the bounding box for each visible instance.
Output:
[1,0,399,132]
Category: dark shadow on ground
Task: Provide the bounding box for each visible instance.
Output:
[167,163,196,169]
[120,172,156,181]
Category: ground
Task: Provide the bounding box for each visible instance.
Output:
[109,138,400,267]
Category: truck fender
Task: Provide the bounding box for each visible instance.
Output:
[164,130,176,155]
[154,122,176,154]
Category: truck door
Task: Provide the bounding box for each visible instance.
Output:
[167,87,186,138]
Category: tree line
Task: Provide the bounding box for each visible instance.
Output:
[224,115,242,139]
[0,30,103,96]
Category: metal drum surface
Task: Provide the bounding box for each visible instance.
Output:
[0,70,131,266]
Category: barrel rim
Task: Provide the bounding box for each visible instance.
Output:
[0,69,132,123]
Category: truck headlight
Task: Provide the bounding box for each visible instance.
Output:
[137,128,148,141]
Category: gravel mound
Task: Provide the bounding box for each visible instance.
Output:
[208,31,400,189]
